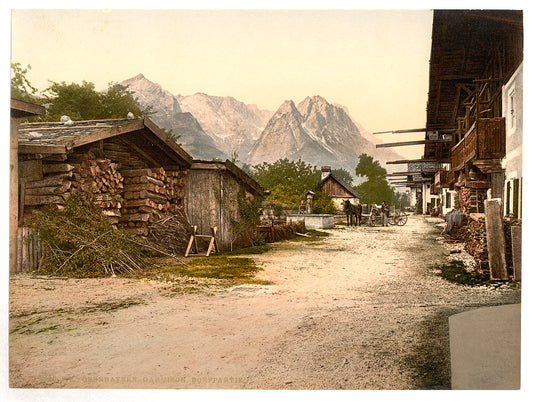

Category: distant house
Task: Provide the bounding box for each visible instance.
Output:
[184,159,266,249]
[320,166,360,210]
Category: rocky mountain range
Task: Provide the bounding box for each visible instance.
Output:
[121,74,402,174]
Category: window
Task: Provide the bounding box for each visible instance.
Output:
[513,178,520,218]
[506,181,511,216]
[446,192,451,209]
[509,89,516,129]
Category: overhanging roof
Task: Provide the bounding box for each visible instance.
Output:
[18,117,193,168]
[11,98,46,118]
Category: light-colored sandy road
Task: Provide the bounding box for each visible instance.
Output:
[9,215,520,390]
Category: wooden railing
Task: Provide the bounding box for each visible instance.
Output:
[451,118,505,171]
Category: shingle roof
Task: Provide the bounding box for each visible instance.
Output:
[18,117,193,167]
[321,173,360,198]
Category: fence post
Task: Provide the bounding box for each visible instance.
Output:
[484,199,508,280]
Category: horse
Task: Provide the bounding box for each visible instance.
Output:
[342,200,356,226]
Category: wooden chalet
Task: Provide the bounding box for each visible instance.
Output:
[379,10,523,217]
[320,166,360,210]
[424,10,523,215]
[184,159,266,249]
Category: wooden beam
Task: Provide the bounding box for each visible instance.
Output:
[18,144,67,154]
[386,159,439,165]
[143,118,193,167]
[373,128,427,135]
[376,139,451,148]
[116,137,160,167]
[11,99,46,118]
[67,119,145,149]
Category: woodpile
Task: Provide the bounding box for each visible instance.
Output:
[119,167,187,235]
[456,187,487,214]
[71,156,124,224]
[146,210,196,255]
[462,214,489,274]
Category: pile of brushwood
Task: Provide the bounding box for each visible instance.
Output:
[27,196,174,278]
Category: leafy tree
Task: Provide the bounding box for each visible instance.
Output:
[331,168,354,187]
[11,63,38,102]
[313,190,337,214]
[354,154,394,205]
[41,80,152,122]
[249,158,321,209]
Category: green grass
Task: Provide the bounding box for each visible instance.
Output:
[288,229,330,242]
[139,255,270,289]
[219,244,272,256]
[434,260,491,286]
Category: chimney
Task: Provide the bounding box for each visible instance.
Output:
[321,166,331,180]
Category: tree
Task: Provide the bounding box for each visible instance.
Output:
[40,80,153,122]
[249,158,321,209]
[354,154,394,205]
[11,63,38,102]
[331,168,354,187]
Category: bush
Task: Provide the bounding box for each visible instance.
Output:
[28,196,150,277]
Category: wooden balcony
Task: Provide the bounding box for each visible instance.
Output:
[451,118,505,171]
[434,169,451,189]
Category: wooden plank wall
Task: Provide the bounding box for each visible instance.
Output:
[323,177,352,197]
[14,227,43,273]
[184,167,252,249]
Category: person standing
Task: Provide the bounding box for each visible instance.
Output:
[381,201,388,227]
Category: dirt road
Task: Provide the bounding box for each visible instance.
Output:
[9,215,520,390]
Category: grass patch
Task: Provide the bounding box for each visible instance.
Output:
[220,244,272,256]
[434,260,491,286]
[139,256,270,293]
[289,229,330,242]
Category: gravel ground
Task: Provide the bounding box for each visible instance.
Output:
[8,214,521,390]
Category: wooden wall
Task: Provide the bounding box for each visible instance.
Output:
[184,164,255,249]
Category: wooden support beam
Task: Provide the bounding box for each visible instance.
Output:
[376,139,451,148]
[386,159,439,165]
[373,128,427,135]
[484,199,508,280]
[116,137,160,167]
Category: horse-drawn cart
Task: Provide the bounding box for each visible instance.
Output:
[345,202,408,226]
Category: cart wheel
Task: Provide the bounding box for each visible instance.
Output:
[388,216,397,226]
[397,213,408,226]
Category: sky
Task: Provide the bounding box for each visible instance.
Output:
[10,8,434,159]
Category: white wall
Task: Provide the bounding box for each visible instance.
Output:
[502,62,523,218]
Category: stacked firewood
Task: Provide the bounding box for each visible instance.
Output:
[71,158,125,224]
[455,187,487,214]
[24,164,74,208]
[457,215,489,274]
[146,209,194,255]
[119,167,187,235]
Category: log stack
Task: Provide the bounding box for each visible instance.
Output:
[462,214,489,274]
[71,157,124,224]
[119,167,187,235]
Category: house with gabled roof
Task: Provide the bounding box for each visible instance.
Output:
[320,166,360,210]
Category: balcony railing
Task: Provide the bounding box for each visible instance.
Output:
[451,118,505,171]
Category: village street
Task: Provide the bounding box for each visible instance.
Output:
[9,215,520,390]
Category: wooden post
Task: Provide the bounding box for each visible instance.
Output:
[484,199,508,280]
[511,226,521,281]
[10,118,20,273]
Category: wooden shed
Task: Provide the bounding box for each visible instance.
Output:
[184,159,266,250]
[15,117,193,271]
[320,166,360,210]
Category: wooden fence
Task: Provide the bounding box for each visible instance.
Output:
[13,227,43,273]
